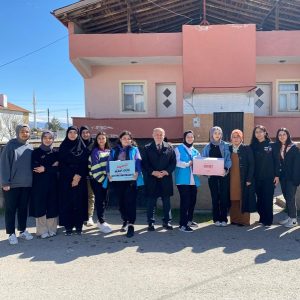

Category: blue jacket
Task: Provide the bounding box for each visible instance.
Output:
[175,144,200,187]
[201,141,232,170]
[108,145,144,187]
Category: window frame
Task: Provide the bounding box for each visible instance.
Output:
[277,80,300,113]
[119,80,147,114]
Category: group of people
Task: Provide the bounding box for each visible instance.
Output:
[1,124,300,245]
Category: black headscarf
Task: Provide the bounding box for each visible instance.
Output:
[59,126,85,159]
[183,130,194,148]
[79,125,92,147]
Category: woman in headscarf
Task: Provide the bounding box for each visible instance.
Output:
[250,125,279,227]
[174,130,200,232]
[30,130,59,238]
[58,126,89,235]
[202,126,232,227]
[275,128,300,228]
[0,124,33,244]
[229,129,256,226]
[79,125,95,227]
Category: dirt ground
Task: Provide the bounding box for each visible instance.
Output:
[1,209,300,300]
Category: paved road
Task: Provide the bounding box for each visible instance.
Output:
[1,210,300,300]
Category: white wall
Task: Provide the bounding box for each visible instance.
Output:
[183,92,254,114]
[0,111,24,141]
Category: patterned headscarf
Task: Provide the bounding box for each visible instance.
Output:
[231,129,243,141]
[231,129,243,153]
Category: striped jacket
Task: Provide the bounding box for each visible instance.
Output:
[88,148,110,184]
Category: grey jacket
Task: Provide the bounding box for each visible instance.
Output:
[0,139,33,188]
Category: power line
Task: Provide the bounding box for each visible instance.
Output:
[0,34,69,70]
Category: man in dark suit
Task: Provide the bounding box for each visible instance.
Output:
[142,128,176,231]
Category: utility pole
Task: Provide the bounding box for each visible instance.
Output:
[33,91,37,129]
[66,109,69,127]
[47,108,50,129]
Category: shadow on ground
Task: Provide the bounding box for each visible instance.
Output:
[1,209,300,265]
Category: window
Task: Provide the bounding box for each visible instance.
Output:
[278,82,299,112]
[121,83,146,113]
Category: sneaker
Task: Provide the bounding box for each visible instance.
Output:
[120,221,128,232]
[65,230,72,236]
[126,225,134,238]
[49,231,57,237]
[279,217,290,225]
[19,230,33,240]
[162,222,173,230]
[214,221,221,227]
[264,224,272,228]
[74,230,82,235]
[40,232,50,239]
[188,221,199,228]
[179,226,193,233]
[147,224,155,231]
[284,218,298,228]
[221,222,228,227]
[8,234,18,245]
[85,217,94,227]
[98,221,112,233]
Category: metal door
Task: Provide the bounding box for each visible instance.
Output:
[213,112,244,142]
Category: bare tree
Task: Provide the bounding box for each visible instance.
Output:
[0,112,24,141]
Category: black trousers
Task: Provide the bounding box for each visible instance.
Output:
[280,178,297,218]
[147,196,171,225]
[208,175,230,223]
[177,185,197,227]
[3,187,31,235]
[64,206,84,232]
[255,178,275,226]
[110,181,137,224]
[90,179,108,223]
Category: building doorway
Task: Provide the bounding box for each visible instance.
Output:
[156,83,176,117]
[213,112,244,142]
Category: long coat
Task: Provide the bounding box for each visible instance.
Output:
[29,148,59,218]
[142,141,176,197]
[58,144,89,227]
[229,144,257,213]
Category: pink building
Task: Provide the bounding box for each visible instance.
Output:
[53,1,300,142]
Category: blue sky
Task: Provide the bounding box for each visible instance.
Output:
[0,0,84,123]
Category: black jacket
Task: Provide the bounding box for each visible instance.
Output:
[142,141,176,197]
[29,148,59,218]
[277,144,300,186]
[250,140,280,180]
[229,144,256,213]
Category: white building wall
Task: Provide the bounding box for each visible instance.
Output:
[183,92,254,114]
[0,111,24,142]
